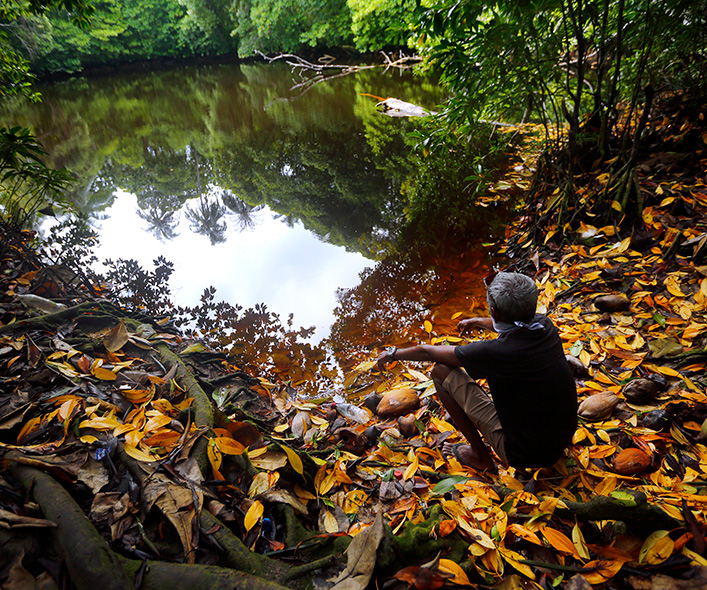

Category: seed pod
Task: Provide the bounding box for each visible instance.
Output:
[623,379,660,405]
[578,391,620,421]
[363,392,382,413]
[397,413,418,438]
[642,409,670,431]
[594,294,630,312]
[612,447,652,475]
[376,387,420,418]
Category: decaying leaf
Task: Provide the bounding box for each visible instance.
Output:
[329,512,384,590]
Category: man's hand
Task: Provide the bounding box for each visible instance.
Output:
[376,348,396,371]
[458,317,494,335]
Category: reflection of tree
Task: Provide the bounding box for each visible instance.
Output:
[222,191,264,232]
[185,193,227,244]
[136,195,180,241]
[327,245,492,373]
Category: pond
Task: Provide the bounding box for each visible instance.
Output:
[1,60,512,396]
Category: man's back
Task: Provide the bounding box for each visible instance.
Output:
[455,315,578,468]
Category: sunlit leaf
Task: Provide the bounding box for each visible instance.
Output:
[123,443,159,462]
[244,500,264,532]
[214,436,246,455]
[281,444,303,475]
[437,559,471,585]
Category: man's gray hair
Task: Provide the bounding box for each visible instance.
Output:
[486,272,538,322]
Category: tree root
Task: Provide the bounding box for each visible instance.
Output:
[11,462,134,590]
[497,487,680,535]
[11,461,296,590]
[117,555,294,590]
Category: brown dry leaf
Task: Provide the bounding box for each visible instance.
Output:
[329,512,384,590]
[104,319,130,352]
[393,566,445,590]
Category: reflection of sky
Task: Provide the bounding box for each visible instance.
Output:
[94,190,372,341]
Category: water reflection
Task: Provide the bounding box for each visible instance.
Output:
[4,61,512,396]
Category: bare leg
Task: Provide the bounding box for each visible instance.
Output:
[431,363,497,472]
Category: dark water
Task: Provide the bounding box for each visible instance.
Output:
[1,61,509,395]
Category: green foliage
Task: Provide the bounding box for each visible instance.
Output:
[232,0,353,57]
[0,0,93,96]
[177,0,237,55]
[347,0,420,51]
[0,126,75,225]
[419,0,707,225]
[401,121,508,242]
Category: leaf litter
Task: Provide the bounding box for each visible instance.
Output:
[0,99,706,589]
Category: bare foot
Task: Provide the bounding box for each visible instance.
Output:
[442,442,498,474]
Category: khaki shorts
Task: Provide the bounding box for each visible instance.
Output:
[443,368,508,463]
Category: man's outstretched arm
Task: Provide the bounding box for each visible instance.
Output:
[376,345,461,371]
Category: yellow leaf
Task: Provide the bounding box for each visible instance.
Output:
[451,312,463,320]
[438,559,472,585]
[123,443,159,462]
[403,456,419,481]
[322,509,339,533]
[639,530,674,564]
[215,437,246,455]
[506,524,543,546]
[582,559,624,584]
[682,547,707,566]
[58,398,79,422]
[543,527,581,559]
[79,414,122,431]
[244,500,264,532]
[498,547,536,580]
[92,366,117,381]
[120,387,155,404]
[424,320,433,333]
[79,435,98,444]
[281,445,303,475]
[208,441,222,471]
[17,416,42,444]
[572,523,591,560]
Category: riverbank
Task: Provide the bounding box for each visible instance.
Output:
[1,95,706,589]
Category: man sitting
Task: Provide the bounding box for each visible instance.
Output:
[376,271,577,472]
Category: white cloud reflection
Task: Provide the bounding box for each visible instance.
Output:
[94,190,372,341]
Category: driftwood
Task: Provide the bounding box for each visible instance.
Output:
[255,50,422,95]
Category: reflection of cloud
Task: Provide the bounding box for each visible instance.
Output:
[93,190,371,341]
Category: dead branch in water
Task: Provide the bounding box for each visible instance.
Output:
[255,50,423,96]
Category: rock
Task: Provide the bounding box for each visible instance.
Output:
[578,391,620,421]
[594,294,630,312]
[612,448,652,475]
[376,388,420,418]
[397,414,418,438]
[622,379,660,405]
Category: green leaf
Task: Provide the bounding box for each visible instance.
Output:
[431,476,470,496]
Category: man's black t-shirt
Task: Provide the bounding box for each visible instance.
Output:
[454,315,577,468]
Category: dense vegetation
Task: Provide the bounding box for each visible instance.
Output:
[0,0,422,77]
